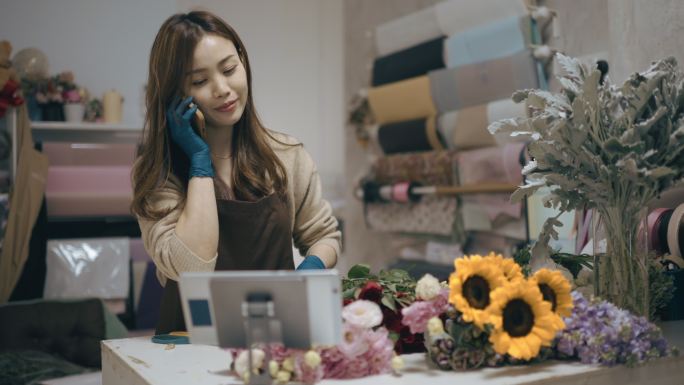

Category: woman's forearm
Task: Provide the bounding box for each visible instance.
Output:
[175,176,219,261]
[308,244,337,268]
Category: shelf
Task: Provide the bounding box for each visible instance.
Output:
[31,120,143,143]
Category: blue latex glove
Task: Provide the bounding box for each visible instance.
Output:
[296,255,325,270]
[167,96,214,178]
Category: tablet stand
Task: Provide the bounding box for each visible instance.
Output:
[242,292,281,385]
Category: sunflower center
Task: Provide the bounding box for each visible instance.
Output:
[503,299,534,337]
[463,275,490,309]
[538,283,557,312]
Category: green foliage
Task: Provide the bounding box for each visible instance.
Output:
[514,246,593,279]
[649,260,675,321]
[341,264,417,308]
[491,54,684,265]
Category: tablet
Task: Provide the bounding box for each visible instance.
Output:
[179,270,342,348]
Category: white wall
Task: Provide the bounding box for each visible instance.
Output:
[0,0,345,198]
[1,0,173,125]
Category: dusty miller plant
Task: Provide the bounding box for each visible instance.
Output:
[489,54,684,316]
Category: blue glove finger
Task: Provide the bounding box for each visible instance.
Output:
[182,104,198,121]
[296,255,325,270]
[175,95,194,117]
[165,95,213,178]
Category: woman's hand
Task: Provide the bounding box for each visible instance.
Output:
[167,96,214,178]
[296,255,325,270]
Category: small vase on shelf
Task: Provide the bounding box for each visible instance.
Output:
[40,102,64,121]
[64,103,85,123]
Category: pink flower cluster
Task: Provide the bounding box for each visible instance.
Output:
[400,288,450,334]
[323,324,395,379]
[229,301,397,384]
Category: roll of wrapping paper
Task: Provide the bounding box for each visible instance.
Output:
[371,150,459,186]
[360,180,517,203]
[648,208,674,254]
[367,75,437,125]
[376,116,444,154]
[365,195,459,236]
[429,50,539,113]
[435,0,528,38]
[372,37,446,86]
[668,203,684,259]
[457,142,526,185]
[437,99,527,150]
[374,6,442,57]
[444,15,532,69]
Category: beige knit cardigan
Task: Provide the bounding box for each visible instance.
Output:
[136,132,341,286]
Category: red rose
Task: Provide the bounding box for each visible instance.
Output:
[381,306,403,333]
[358,281,383,303]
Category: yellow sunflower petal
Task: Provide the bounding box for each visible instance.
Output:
[489,330,511,355]
[484,280,557,360]
[532,268,574,319]
[485,252,524,281]
[449,254,507,329]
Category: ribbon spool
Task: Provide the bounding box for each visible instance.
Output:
[359,180,423,204]
[648,208,674,255]
[667,203,684,261]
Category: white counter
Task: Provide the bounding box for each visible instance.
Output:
[102,321,684,385]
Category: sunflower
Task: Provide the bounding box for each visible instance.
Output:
[530,269,573,328]
[487,280,559,361]
[484,252,524,282]
[449,255,507,329]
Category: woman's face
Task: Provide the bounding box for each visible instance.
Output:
[185,34,248,129]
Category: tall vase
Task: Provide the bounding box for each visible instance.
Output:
[592,205,650,317]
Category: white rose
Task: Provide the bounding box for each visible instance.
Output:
[234,349,265,378]
[416,274,441,300]
[391,355,404,372]
[304,350,321,368]
[282,356,295,372]
[427,317,444,335]
[342,300,383,329]
[276,370,291,384]
[268,360,279,377]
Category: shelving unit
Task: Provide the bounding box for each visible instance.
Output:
[3,107,144,327]
[5,108,142,183]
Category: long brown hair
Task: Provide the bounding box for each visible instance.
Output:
[131,11,292,221]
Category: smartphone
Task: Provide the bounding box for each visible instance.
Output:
[192,108,206,139]
[186,98,206,139]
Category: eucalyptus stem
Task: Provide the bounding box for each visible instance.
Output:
[595,201,649,317]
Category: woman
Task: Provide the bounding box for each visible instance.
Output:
[131,10,341,334]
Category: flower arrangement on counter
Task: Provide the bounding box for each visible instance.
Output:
[228,299,402,384]
[488,54,684,316]
[227,255,678,384]
[341,264,426,353]
[402,253,677,370]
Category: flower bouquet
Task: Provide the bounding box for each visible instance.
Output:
[488,54,684,317]
[227,255,677,384]
[228,300,402,384]
[400,253,677,370]
[341,264,426,353]
[20,70,88,121]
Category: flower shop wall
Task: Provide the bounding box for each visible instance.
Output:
[343,0,684,270]
[342,0,445,273]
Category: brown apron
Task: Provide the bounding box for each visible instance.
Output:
[155,192,294,334]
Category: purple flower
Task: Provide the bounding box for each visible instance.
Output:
[555,291,676,366]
